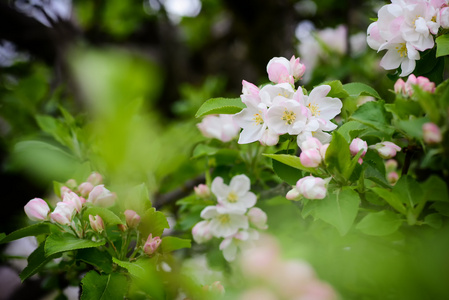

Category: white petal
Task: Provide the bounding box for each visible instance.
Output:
[211,177,229,199]
[308,85,331,102]
[239,192,257,208]
[380,49,402,70]
[229,174,251,195]
[200,206,218,219]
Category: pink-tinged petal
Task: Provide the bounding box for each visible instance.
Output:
[314,97,342,120]
[308,85,331,102]
[200,206,218,219]
[267,63,290,84]
[380,49,402,70]
[399,59,416,77]
[239,192,257,208]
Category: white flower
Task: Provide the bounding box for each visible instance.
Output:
[300,85,342,121]
[192,220,213,244]
[259,83,295,107]
[378,37,419,77]
[197,114,240,142]
[400,1,436,51]
[50,202,76,225]
[211,175,257,212]
[200,205,248,238]
[296,176,330,200]
[265,97,308,135]
[233,101,268,144]
[219,229,259,261]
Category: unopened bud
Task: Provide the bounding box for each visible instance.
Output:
[89,215,105,233]
[124,210,141,229]
[87,172,103,186]
[423,122,442,144]
[78,182,94,198]
[24,198,50,221]
[286,187,301,201]
[194,184,210,199]
[143,234,161,255]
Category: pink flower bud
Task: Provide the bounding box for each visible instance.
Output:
[371,141,401,159]
[247,207,268,229]
[416,77,435,93]
[87,185,116,207]
[60,186,72,197]
[192,220,212,244]
[78,182,94,198]
[24,198,50,221]
[349,138,368,157]
[117,224,127,232]
[387,171,399,185]
[65,179,78,190]
[296,176,329,200]
[63,192,84,213]
[197,115,240,142]
[89,214,104,233]
[267,57,295,85]
[124,210,141,229]
[143,234,161,255]
[286,187,301,200]
[440,7,449,28]
[242,80,260,96]
[300,149,323,167]
[289,55,306,80]
[50,202,75,225]
[194,184,210,199]
[423,122,442,144]
[385,159,398,172]
[87,172,103,186]
[300,136,323,151]
[394,79,406,95]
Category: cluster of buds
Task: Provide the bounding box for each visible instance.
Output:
[299,136,329,168]
[23,172,115,236]
[394,75,436,97]
[191,174,268,261]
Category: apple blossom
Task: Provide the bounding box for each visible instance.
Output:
[78,182,94,198]
[259,82,295,107]
[197,114,240,143]
[258,128,279,146]
[192,220,213,244]
[266,56,305,84]
[63,192,84,213]
[200,205,248,238]
[423,122,442,144]
[143,234,161,255]
[194,184,210,199]
[300,85,342,121]
[247,207,268,230]
[371,141,401,159]
[211,175,256,212]
[296,176,330,200]
[286,187,301,200]
[265,97,309,135]
[385,159,398,172]
[440,7,449,28]
[89,214,104,233]
[242,80,260,96]
[87,172,103,186]
[87,185,116,207]
[219,229,258,261]
[378,38,419,77]
[387,171,399,185]
[233,101,268,144]
[60,186,71,197]
[350,138,368,164]
[300,148,323,168]
[24,198,50,221]
[394,78,406,95]
[50,202,75,225]
[124,210,141,229]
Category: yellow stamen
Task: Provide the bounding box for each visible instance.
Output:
[253,111,264,125]
[395,43,407,58]
[218,214,230,224]
[227,192,238,203]
[282,109,296,125]
[308,103,321,116]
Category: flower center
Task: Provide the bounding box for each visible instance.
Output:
[227,192,238,203]
[218,214,230,224]
[412,15,421,28]
[252,111,264,125]
[308,103,320,116]
[282,109,296,125]
[395,43,407,58]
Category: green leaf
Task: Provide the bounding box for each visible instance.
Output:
[76,248,113,273]
[350,101,394,135]
[422,175,449,202]
[271,149,302,185]
[20,241,61,281]
[83,207,124,226]
[320,80,349,98]
[324,131,352,180]
[356,210,403,236]
[311,188,360,236]
[45,232,106,257]
[263,154,317,175]
[160,236,191,253]
[123,183,152,215]
[113,258,165,300]
[343,82,381,99]
[385,97,423,119]
[371,187,407,215]
[396,117,429,140]
[436,34,449,57]
[424,213,443,229]
[192,144,220,159]
[195,98,246,118]
[0,223,53,245]
[138,208,170,239]
[35,115,71,147]
[393,175,424,206]
[336,120,367,142]
[81,271,128,300]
